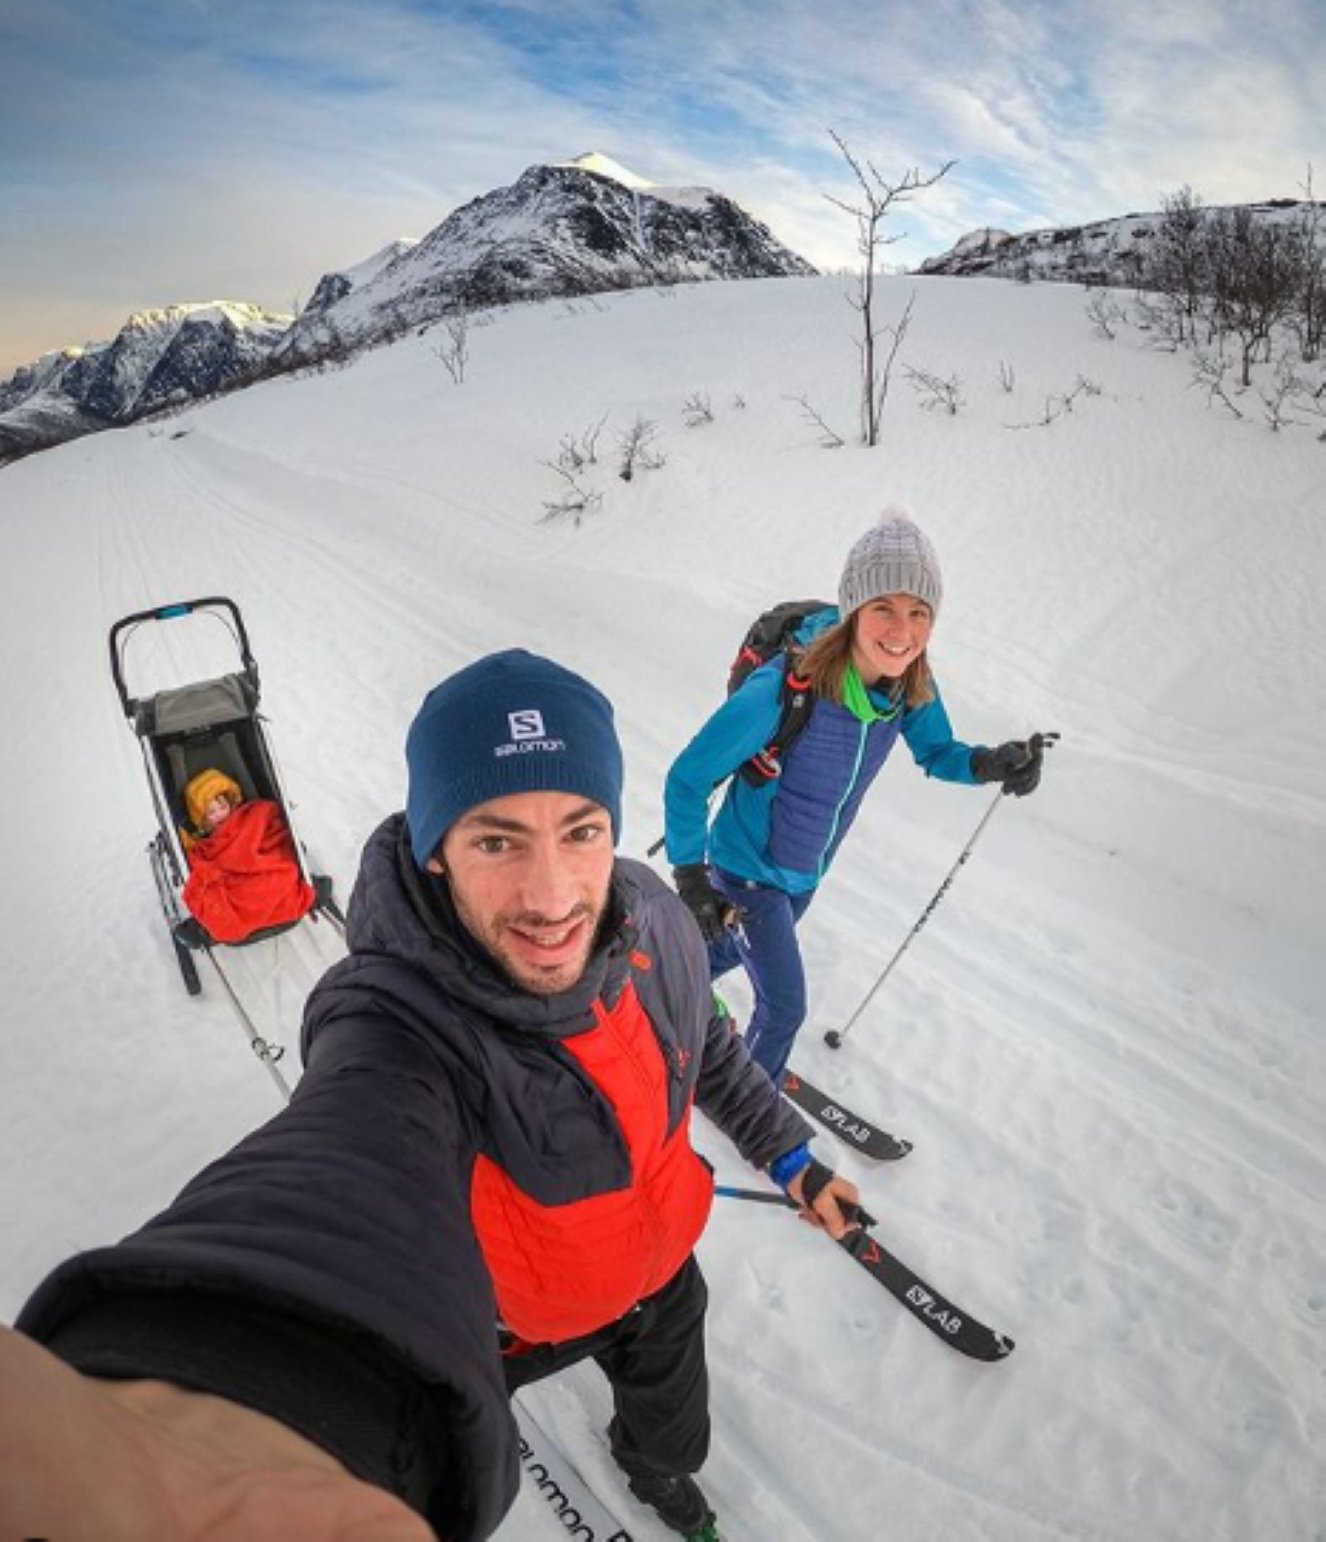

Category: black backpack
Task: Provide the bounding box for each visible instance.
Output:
[727,599,831,785]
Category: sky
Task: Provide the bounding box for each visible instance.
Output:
[1,270,1323,1539]
[2,0,1323,374]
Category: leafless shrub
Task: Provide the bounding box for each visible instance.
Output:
[1007,375,1101,430]
[433,311,470,384]
[997,360,1016,393]
[786,393,846,447]
[617,416,666,481]
[1258,355,1302,431]
[731,393,747,409]
[1085,291,1125,339]
[682,391,714,427]
[905,365,965,414]
[539,479,603,525]
[540,417,610,522]
[1189,350,1245,420]
[1129,290,1187,350]
[554,416,607,473]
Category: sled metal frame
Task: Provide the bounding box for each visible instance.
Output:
[110,596,345,1014]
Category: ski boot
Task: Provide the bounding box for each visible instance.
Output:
[627,1471,718,1537]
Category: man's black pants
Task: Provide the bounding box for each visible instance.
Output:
[501,1254,710,1479]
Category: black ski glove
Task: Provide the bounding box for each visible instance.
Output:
[672,863,736,943]
[970,730,1059,797]
[798,1158,876,1228]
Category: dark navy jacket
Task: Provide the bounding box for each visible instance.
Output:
[17,814,810,1541]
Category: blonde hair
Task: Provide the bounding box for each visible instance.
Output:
[797,616,934,709]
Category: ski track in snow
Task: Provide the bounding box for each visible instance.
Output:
[2,274,1324,1541]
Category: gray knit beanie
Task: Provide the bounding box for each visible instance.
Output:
[838,505,943,619]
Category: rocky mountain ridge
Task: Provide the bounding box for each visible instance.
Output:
[0,303,290,465]
[1,155,814,464]
[273,156,815,366]
[917,199,1317,287]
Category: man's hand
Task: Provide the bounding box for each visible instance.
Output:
[785,1159,864,1241]
[970,730,1059,797]
[672,863,737,943]
[0,1325,432,1542]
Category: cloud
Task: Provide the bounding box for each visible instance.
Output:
[1,0,1322,372]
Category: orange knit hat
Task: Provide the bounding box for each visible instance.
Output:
[184,768,243,829]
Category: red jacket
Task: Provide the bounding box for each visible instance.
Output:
[182,800,316,943]
[471,977,714,1342]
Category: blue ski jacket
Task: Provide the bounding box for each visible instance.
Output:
[665,608,980,892]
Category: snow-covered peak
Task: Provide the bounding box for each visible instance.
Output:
[560,151,656,190]
[122,300,290,335]
[555,151,716,212]
[340,239,418,290]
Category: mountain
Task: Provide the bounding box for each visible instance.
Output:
[273,152,816,366]
[917,199,1316,287]
[0,302,290,466]
[0,153,814,464]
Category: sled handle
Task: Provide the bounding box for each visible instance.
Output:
[109,595,259,718]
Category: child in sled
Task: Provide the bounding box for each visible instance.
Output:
[179,768,316,944]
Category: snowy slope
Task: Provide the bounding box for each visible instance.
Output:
[1,274,1323,1541]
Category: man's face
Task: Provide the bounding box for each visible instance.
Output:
[430,790,615,996]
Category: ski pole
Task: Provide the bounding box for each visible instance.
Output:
[714,1185,877,1227]
[824,788,1005,1050]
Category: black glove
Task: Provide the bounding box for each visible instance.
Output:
[798,1158,876,1228]
[672,863,736,943]
[970,730,1059,797]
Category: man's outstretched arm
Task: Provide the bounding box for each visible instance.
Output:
[0,1324,433,1542]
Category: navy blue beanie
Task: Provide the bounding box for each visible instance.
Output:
[405,650,624,867]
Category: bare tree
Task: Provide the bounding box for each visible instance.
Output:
[433,311,470,385]
[1145,186,1209,345]
[826,131,954,445]
[1292,168,1326,362]
[1206,208,1306,385]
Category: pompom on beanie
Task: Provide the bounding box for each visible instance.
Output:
[184,767,242,828]
[405,649,624,867]
[838,504,943,620]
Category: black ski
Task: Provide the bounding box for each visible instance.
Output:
[837,1226,1015,1361]
[780,1069,912,1161]
[716,1187,1014,1361]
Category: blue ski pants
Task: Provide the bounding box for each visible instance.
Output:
[707,869,817,1084]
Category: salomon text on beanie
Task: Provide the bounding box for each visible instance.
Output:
[838,505,944,619]
[405,649,624,867]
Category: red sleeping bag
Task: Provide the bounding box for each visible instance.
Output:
[182,800,317,943]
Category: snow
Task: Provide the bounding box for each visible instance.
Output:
[563,150,658,189]
[561,149,716,212]
[1,272,1324,1541]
